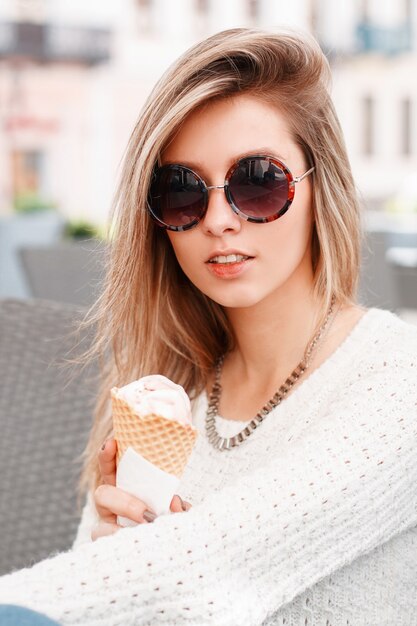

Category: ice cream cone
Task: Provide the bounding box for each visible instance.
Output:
[111,389,198,478]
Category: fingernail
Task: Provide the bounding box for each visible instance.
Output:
[143,510,156,523]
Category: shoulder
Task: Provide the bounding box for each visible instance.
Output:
[359,307,417,363]
[320,307,417,428]
[320,306,417,394]
[336,308,417,424]
[338,306,417,365]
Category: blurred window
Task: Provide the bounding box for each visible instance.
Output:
[360,0,411,24]
[196,0,209,13]
[15,0,46,23]
[362,96,374,156]
[136,0,153,34]
[400,98,412,157]
[11,149,48,211]
[248,0,259,21]
[360,0,369,22]
[310,0,319,36]
[404,0,412,21]
[195,0,209,34]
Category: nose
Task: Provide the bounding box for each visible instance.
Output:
[201,185,242,236]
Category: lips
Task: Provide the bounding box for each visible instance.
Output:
[206,250,254,264]
[205,250,254,279]
[208,253,251,264]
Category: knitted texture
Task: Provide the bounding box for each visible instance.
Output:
[0,308,416,625]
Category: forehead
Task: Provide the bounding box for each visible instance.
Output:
[161,94,299,170]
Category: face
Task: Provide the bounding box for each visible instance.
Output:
[162,94,314,310]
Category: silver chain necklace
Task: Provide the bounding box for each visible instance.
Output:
[205,297,336,451]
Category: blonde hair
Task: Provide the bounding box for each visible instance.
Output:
[79,28,362,494]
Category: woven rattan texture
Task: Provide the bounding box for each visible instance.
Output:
[0,299,97,575]
[111,392,198,477]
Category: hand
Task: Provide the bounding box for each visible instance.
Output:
[91,438,192,541]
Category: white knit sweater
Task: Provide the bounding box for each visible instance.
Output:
[0,308,416,626]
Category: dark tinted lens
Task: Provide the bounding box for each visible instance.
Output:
[228,158,289,219]
[148,166,205,228]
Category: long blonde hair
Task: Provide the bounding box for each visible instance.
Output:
[79,28,362,494]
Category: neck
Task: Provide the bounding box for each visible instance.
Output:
[224,281,326,392]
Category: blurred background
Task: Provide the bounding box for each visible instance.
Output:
[0,0,416,318]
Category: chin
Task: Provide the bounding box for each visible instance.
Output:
[202,286,266,309]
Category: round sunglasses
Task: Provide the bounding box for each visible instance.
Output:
[147,155,315,232]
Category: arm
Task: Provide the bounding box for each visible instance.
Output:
[0,376,416,626]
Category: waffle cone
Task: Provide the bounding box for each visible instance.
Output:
[111,389,198,478]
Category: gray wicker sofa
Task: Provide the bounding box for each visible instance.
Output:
[0,299,98,576]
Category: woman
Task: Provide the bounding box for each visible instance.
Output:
[0,28,416,626]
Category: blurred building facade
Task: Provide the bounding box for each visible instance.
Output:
[0,0,416,225]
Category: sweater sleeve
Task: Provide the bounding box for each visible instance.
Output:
[71,492,99,549]
[0,368,416,626]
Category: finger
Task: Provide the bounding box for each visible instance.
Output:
[143,510,157,523]
[91,521,121,542]
[170,495,191,513]
[170,495,184,513]
[98,438,117,486]
[94,484,153,524]
[93,483,117,523]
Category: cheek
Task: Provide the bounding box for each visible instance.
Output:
[269,201,313,258]
[167,233,198,276]
[257,206,314,290]
[167,233,185,261]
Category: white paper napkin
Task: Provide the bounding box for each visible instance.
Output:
[116,446,180,527]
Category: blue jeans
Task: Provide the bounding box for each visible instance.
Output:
[0,606,61,625]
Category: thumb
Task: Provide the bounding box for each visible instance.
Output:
[170,494,187,513]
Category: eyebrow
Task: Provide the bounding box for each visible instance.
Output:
[163,148,288,174]
[235,148,288,163]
